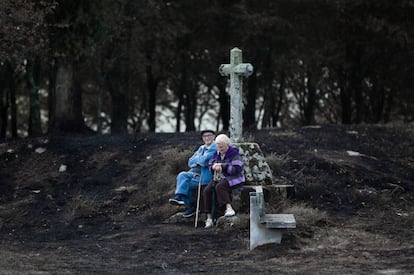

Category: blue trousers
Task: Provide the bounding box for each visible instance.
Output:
[175,171,202,206]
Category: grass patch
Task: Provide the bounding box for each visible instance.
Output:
[128,147,193,218]
[284,202,330,228]
[64,193,99,223]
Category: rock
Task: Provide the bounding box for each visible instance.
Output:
[235,142,273,186]
[216,214,248,230]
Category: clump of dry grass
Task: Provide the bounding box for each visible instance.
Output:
[128,147,194,218]
[64,193,98,223]
[150,147,193,192]
[280,202,331,243]
[284,202,329,228]
[266,151,291,169]
[241,133,256,143]
[160,147,193,175]
[266,151,296,186]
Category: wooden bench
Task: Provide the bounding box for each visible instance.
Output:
[249,185,296,250]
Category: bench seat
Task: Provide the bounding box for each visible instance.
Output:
[262,213,296,229]
[249,185,296,250]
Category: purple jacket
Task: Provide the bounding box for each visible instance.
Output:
[208,145,245,187]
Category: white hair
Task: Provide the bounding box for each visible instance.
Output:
[215,134,231,145]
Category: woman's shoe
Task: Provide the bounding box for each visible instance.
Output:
[204,218,213,228]
[224,208,235,217]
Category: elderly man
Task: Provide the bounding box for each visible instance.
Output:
[169,130,217,218]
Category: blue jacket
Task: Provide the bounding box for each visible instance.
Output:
[188,143,218,184]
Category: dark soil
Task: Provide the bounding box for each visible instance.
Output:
[0,124,413,274]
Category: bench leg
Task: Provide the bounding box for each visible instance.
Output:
[250,194,282,250]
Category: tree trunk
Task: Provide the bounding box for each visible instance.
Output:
[244,71,257,131]
[175,87,183,132]
[217,81,229,131]
[262,66,285,128]
[0,62,17,138]
[0,98,6,138]
[48,59,56,132]
[370,77,385,123]
[146,64,158,132]
[0,65,7,138]
[110,87,128,133]
[261,51,273,129]
[303,70,316,125]
[353,73,363,123]
[261,87,272,128]
[337,66,352,124]
[107,60,129,134]
[351,47,363,123]
[49,60,86,133]
[175,67,187,133]
[96,65,105,134]
[274,71,286,127]
[9,68,17,138]
[184,81,196,132]
[27,58,42,137]
[341,86,352,124]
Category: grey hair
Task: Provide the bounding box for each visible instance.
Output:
[215,134,231,145]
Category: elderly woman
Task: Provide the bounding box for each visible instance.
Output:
[202,134,245,228]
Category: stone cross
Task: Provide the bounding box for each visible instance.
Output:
[219,47,253,142]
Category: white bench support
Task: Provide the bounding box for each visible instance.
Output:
[250,186,296,250]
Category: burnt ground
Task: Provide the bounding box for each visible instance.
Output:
[0,124,413,274]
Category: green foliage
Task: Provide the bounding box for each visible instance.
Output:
[1,0,413,137]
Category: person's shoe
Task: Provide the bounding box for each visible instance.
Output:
[182,207,195,218]
[169,195,185,206]
[224,208,235,217]
[204,218,213,228]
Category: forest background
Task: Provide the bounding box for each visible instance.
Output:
[1,0,413,138]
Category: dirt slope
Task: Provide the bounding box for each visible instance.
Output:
[0,124,413,274]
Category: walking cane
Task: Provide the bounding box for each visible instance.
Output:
[211,170,219,224]
[194,175,203,228]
